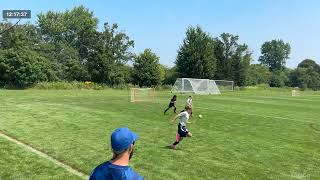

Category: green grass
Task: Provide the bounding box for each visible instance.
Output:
[0,89,320,179]
[0,137,80,180]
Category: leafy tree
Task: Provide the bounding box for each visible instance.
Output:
[246,64,271,86]
[37,6,99,82]
[214,33,239,80]
[37,6,98,61]
[297,59,320,73]
[214,33,252,86]
[87,23,134,85]
[0,22,40,50]
[162,66,178,85]
[269,70,289,87]
[258,39,291,71]
[289,59,320,90]
[0,49,56,88]
[231,45,251,86]
[0,6,137,87]
[132,49,162,87]
[37,42,89,81]
[158,64,166,84]
[175,26,216,79]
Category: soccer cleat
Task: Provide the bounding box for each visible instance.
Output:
[170,145,177,150]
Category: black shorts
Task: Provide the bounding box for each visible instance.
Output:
[177,123,189,137]
[168,103,175,108]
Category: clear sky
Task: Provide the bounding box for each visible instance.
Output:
[2,0,320,68]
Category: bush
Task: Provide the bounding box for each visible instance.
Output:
[0,48,57,88]
[269,70,288,87]
[256,84,270,90]
[155,85,172,91]
[33,81,108,90]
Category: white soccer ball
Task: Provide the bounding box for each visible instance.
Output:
[198,114,203,118]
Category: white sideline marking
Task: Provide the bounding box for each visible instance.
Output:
[0,131,89,179]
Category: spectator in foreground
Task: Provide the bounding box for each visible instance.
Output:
[90,127,144,180]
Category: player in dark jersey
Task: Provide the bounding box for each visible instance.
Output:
[164,95,177,115]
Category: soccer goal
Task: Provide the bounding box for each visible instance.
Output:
[171,78,221,95]
[214,80,234,92]
[130,88,155,102]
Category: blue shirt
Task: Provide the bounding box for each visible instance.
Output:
[90,161,144,180]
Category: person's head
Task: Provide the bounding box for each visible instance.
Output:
[185,105,192,114]
[188,96,192,99]
[111,127,138,161]
[173,95,177,99]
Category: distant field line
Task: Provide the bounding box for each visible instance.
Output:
[0,131,89,179]
[196,106,311,124]
[156,99,312,124]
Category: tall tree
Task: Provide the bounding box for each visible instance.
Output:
[37,6,99,82]
[298,59,320,73]
[132,49,162,87]
[289,59,320,90]
[37,6,98,61]
[0,22,57,88]
[258,39,291,71]
[214,33,252,86]
[231,45,251,86]
[162,66,178,85]
[175,26,216,79]
[0,22,40,50]
[87,23,134,85]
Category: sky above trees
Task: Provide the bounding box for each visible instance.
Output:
[2,0,320,68]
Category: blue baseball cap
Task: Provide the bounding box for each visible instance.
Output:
[111,127,138,152]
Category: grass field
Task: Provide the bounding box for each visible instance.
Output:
[1,89,320,179]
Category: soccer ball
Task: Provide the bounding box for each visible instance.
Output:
[198,114,203,118]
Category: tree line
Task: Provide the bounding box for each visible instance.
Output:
[0,6,319,90]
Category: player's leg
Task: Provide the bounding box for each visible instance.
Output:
[164,105,172,114]
[171,124,188,149]
[164,107,169,114]
[173,106,177,113]
[171,134,183,149]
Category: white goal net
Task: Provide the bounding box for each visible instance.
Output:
[171,78,221,94]
[130,88,155,102]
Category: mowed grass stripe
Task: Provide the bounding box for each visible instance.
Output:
[0,131,88,179]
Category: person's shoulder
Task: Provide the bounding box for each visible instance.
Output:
[90,162,143,180]
[90,161,111,180]
[125,167,144,180]
[179,111,187,116]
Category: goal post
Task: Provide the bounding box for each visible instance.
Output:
[214,80,234,92]
[130,88,155,102]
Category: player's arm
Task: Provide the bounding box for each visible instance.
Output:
[171,114,180,123]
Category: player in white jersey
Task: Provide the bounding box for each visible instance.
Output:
[182,96,193,122]
[186,96,192,107]
[170,105,193,150]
